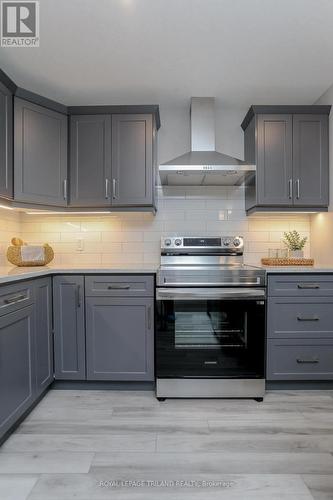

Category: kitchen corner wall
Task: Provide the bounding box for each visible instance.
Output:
[310,84,333,265]
[0,103,311,266]
[0,208,21,266]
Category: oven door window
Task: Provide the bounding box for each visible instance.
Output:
[175,302,247,349]
[156,299,265,379]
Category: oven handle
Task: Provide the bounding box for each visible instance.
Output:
[156,287,266,300]
[163,278,262,286]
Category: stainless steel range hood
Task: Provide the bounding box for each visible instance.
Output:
[159,97,255,186]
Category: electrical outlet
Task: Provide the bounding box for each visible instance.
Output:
[76,238,84,252]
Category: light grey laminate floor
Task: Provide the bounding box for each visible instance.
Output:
[0,390,332,499]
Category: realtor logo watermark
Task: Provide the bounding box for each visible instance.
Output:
[1,1,39,46]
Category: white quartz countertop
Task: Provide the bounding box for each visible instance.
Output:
[1,263,333,285]
[260,266,333,273]
[0,264,158,285]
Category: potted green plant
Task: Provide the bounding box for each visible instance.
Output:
[282,230,307,259]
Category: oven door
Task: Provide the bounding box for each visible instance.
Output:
[156,287,265,379]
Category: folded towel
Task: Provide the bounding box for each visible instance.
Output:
[20,246,45,262]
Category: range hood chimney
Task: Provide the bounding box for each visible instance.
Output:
[159,97,255,186]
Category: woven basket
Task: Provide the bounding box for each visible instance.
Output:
[261,257,314,267]
[7,243,54,267]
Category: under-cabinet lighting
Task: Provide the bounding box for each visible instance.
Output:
[0,204,14,210]
[25,211,115,215]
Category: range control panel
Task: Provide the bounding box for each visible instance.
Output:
[161,236,244,252]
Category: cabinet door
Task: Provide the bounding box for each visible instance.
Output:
[14,98,68,206]
[34,278,53,395]
[53,276,85,380]
[86,297,154,381]
[0,82,13,199]
[111,114,153,206]
[0,306,35,440]
[257,114,293,206]
[70,115,112,207]
[293,114,329,206]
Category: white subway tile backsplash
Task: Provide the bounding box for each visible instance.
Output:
[143,231,164,242]
[0,189,311,267]
[185,186,229,199]
[162,199,206,210]
[206,220,249,233]
[164,221,207,233]
[101,253,144,264]
[60,232,102,242]
[122,242,144,253]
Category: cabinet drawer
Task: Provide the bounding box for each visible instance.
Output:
[268,274,333,297]
[0,281,34,317]
[267,339,333,380]
[85,275,154,297]
[268,297,333,339]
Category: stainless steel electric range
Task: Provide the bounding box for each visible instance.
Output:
[155,236,266,400]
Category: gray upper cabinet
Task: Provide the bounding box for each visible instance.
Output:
[53,276,86,380]
[257,114,293,206]
[0,82,13,199]
[111,114,153,206]
[14,98,68,206]
[0,305,35,440]
[0,67,160,211]
[242,105,330,214]
[293,114,329,207]
[70,115,112,207]
[34,278,53,396]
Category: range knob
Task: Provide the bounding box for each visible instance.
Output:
[233,237,242,247]
[174,238,182,246]
[223,238,231,246]
[164,238,172,246]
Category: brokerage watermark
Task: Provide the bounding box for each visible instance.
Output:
[1,1,39,47]
[98,479,236,489]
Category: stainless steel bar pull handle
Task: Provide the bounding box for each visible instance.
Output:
[3,294,26,305]
[105,179,109,199]
[296,179,300,199]
[147,305,152,330]
[297,316,319,321]
[112,179,117,199]
[297,284,320,289]
[296,358,319,364]
[288,179,293,199]
[107,285,131,290]
[63,179,68,200]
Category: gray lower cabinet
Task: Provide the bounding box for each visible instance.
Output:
[34,278,53,396]
[268,274,333,297]
[267,297,333,339]
[111,114,154,207]
[70,115,112,207]
[0,305,35,440]
[14,98,68,206]
[0,81,13,199]
[0,278,55,441]
[267,339,333,380]
[85,274,154,297]
[53,276,86,380]
[86,297,154,381]
[266,273,333,381]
